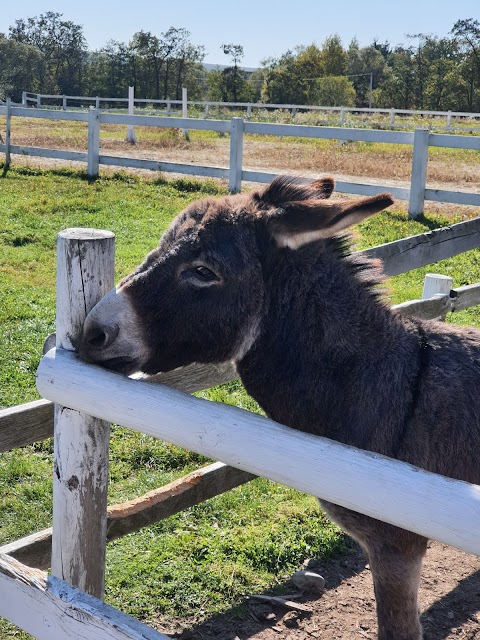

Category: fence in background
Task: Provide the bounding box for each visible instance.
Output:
[20,90,480,133]
[1,221,480,638]
[1,100,480,217]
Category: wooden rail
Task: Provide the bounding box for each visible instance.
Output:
[0,554,169,640]
[1,104,479,216]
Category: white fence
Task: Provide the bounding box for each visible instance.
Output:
[1,98,480,217]
[20,90,480,132]
[1,220,480,637]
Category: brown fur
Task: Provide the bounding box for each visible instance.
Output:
[80,176,480,640]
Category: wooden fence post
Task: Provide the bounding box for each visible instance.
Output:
[36,94,41,108]
[339,107,346,126]
[181,87,190,141]
[229,117,244,193]
[87,107,100,177]
[5,98,12,167]
[125,86,137,144]
[446,111,452,130]
[390,109,395,127]
[422,273,453,320]
[408,127,429,219]
[21,91,27,107]
[51,228,115,599]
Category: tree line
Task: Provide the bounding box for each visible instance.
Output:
[1,12,479,112]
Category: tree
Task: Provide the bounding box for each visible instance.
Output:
[310,76,356,106]
[321,35,347,76]
[9,12,87,94]
[220,43,245,102]
[0,34,44,100]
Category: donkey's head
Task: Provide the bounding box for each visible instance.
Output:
[79,176,393,375]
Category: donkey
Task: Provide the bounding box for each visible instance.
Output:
[79,176,480,640]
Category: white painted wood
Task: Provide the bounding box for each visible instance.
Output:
[9,145,87,162]
[425,188,480,207]
[422,274,453,300]
[229,117,244,193]
[181,87,190,141]
[11,106,89,121]
[62,95,67,110]
[22,91,27,106]
[52,229,114,599]
[125,86,137,144]
[99,154,229,178]
[37,347,480,557]
[409,127,430,218]
[429,133,480,150]
[87,107,100,177]
[5,97,11,165]
[244,121,414,144]
[100,113,229,132]
[0,554,169,640]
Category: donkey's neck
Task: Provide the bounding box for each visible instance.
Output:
[236,243,420,455]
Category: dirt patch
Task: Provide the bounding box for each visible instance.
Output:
[158,541,480,640]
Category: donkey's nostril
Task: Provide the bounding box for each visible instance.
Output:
[85,323,119,349]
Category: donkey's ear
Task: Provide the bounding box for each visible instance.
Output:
[258,175,335,208]
[269,193,394,250]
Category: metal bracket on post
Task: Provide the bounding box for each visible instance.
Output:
[408,127,429,219]
[87,107,100,178]
[229,117,244,194]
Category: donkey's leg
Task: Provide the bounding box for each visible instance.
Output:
[366,537,427,640]
[320,501,427,640]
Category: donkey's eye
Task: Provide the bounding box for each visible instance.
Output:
[194,266,218,281]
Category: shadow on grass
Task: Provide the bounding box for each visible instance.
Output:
[168,540,368,640]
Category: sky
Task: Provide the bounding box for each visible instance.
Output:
[0,0,478,68]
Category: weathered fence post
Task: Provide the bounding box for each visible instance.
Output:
[21,91,27,107]
[51,228,115,599]
[125,86,137,144]
[422,273,453,320]
[87,107,100,177]
[229,117,244,194]
[390,109,396,127]
[62,95,67,110]
[5,98,12,167]
[339,107,346,126]
[446,111,452,130]
[181,87,190,141]
[408,127,429,219]
[36,94,41,108]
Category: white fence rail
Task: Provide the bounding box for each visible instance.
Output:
[20,90,480,132]
[1,102,480,216]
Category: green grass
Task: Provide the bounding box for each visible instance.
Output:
[0,166,479,637]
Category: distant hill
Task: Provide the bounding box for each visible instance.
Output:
[203,63,258,73]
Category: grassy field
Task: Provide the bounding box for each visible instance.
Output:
[0,165,479,638]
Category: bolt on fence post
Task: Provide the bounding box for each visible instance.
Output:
[229,117,244,194]
[87,107,100,177]
[408,127,429,219]
[5,97,12,167]
[51,228,115,599]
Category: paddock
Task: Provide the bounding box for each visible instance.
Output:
[1,213,480,638]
